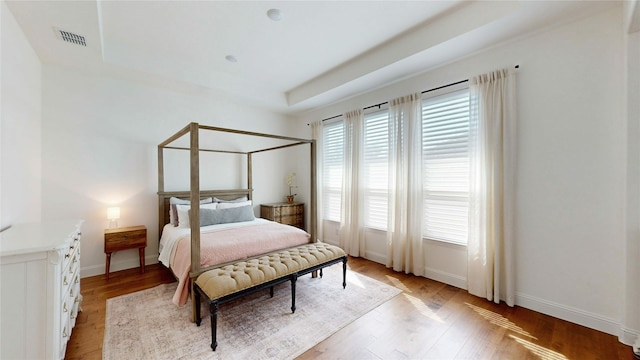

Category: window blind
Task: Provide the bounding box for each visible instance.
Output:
[422,88,470,244]
[363,109,389,230]
[322,121,344,222]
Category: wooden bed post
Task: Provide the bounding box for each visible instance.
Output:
[158,146,165,238]
[189,122,201,275]
[189,123,201,323]
[310,140,317,243]
[247,153,252,201]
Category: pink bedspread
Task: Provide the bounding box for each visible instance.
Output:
[171,222,311,305]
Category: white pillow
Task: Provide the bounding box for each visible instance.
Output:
[217,200,252,209]
[169,197,213,226]
[176,202,218,228]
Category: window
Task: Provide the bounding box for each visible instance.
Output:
[422,88,470,244]
[319,86,470,245]
[363,109,389,230]
[322,120,344,222]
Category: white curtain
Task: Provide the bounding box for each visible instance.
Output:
[386,93,425,276]
[310,119,324,243]
[338,110,365,256]
[467,68,517,306]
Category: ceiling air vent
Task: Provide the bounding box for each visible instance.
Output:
[54,27,86,47]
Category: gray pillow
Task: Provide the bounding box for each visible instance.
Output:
[192,205,255,226]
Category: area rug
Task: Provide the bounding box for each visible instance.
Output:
[103,264,401,360]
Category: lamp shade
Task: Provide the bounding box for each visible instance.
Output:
[107,207,120,220]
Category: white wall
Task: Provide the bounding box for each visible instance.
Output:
[0,1,42,227]
[40,65,308,277]
[623,0,640,347]
[624,24,640,345]
[298,6,633,340]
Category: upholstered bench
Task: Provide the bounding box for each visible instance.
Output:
[193,242,347,351]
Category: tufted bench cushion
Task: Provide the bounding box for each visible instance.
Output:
[193,242,347,351]
[195,242,346,301]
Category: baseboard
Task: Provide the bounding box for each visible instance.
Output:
[358,251,468,290]
[515,292,623,340]
[80,255,159,278]
[620,326,640,346]
[424,266,468,290]
[364,250,387,265]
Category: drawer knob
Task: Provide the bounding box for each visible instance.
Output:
[63,303,68,313]
[63,276,68,285]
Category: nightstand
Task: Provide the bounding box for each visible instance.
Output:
[260,202,304,229]
[104,225,147,280]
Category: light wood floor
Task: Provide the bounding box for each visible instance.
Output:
[66,257,633,360]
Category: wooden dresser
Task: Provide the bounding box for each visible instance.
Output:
[0,220,83,360]
[260,202,304,229]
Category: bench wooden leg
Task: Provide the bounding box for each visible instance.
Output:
[291,274,297,313]
[270,286,274,298]
[195,287,202,326]
[210,302,219,351]
[343,257,347,289]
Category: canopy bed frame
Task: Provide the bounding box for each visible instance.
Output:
[157,122,316,283]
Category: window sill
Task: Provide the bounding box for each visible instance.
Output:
[423,237,467,248]
[322,219,468,248]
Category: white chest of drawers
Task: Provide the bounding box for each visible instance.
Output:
[0,220,83,360]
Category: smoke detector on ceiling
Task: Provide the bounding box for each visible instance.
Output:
[53,27,86,47]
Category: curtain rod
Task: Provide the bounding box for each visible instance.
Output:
[310,65,520,124]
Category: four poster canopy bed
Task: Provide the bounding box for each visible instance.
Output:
[156,123,347,322]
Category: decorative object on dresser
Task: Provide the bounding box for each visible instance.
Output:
[104,225,147,280]
[0,220,83,360]
[285,171,297,203]
[261,202,304,229]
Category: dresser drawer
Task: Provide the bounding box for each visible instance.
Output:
[104,229,146,252]
[61,231,81,274]
[62,254,80,296]
[260,203,304,229]
[59,313,71,358]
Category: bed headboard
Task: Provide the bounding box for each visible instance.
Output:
[157,189,253,238]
